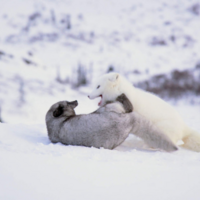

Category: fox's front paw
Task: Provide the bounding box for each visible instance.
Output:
[116,93,133,113]
[116,93,126,103]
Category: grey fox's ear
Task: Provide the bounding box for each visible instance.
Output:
[53,105,64,117]
[108,73,119,82]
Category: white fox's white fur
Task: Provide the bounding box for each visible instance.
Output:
[88,72,200,152]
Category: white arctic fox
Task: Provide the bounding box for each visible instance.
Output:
[88,72,200,152]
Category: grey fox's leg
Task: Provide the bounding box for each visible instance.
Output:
[116,93,133,113]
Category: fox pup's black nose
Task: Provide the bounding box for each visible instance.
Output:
[67,100,78,108]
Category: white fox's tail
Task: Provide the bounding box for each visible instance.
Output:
[182,128,200,152]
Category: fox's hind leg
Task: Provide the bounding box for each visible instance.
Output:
[131,113,178,152]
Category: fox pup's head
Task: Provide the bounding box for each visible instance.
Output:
[46,100,78,121]
[88,73,122,106]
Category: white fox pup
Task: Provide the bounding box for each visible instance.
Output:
[88,73,200,152]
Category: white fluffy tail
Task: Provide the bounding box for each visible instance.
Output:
[182,128,200,152]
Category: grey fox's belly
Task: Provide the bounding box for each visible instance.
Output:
[68,112,128,133]
[61,112,133,149]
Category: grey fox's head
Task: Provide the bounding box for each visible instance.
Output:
[47,100,78,120]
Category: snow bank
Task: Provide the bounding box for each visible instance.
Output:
[0,100,200,200]
[0,0,200,199]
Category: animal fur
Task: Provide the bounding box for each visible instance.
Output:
[88,72,200,152]
[46,94,177,151]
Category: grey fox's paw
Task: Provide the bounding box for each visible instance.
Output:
[116,93,126,102]
[116,93,133,113]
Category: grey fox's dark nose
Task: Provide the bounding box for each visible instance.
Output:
[88,95,90,99]
[68,100,78,107]
[72,100,78,106]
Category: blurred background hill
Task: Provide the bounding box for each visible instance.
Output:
[0,0,200,123]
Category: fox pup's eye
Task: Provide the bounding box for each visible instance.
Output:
[97,85,100,89]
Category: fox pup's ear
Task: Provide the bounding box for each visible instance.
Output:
[108,73,119,82]
[53,105,64,117]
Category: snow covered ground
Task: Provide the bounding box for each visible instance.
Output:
[0,0,200,199]
[0,102,200,200]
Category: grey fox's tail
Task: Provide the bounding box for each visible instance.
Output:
[182,128,200,152]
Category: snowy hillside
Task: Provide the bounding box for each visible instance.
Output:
[0,0,200,123]
[0,0,200,199]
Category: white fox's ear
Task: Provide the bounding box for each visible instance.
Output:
[108,73,119,82]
